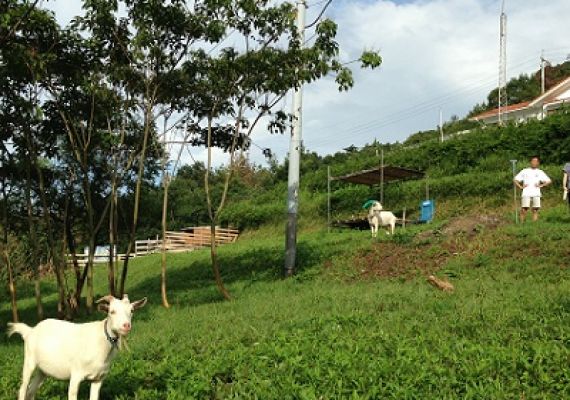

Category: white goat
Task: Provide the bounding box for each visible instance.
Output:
[7,294,147,400]
[367,201,397,237]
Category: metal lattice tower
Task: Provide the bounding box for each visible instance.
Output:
[498,0,507,124]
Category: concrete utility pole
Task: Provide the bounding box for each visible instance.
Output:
[380,146,384,204]
[284,0,306,277]
[439,108,443,142]
[327,166,331,234]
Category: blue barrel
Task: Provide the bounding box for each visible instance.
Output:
[420,200,435,222]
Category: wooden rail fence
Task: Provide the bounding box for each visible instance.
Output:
[135,227,239,255]
[66,227,239,266]
[65,253,128,268]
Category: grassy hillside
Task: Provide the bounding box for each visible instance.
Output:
[217,110,570,229]
[2,200,570,398]
[2,102,570,399]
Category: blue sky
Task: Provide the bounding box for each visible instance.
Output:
[44,0,570,167]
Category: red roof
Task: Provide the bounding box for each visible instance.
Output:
[471,101,532,120]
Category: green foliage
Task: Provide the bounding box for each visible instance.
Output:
[157,110,570,229]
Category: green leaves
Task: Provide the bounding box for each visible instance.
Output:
[360,51,382,69]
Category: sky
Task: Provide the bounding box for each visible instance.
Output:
[43,0,570,168]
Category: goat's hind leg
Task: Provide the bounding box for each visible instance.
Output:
[18,354,36,400]
[68,375,82,400]
[25,370,46,400]
[89,380,103,400]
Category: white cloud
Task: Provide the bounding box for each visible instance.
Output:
[43,0,570,166]
[298,0,570,156]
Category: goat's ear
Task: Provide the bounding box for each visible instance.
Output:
[132,297,147,311]
[97,303,109,314]
[96,295,115,304]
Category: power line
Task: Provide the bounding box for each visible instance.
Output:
[309,54,538,136]
[305,52,570,149]
[306,49,569,138]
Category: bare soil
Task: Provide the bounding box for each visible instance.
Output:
[350,213,505,280]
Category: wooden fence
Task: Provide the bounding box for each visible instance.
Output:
[134,227,239,256]
[65,253,128,268]
[66,227,239,265]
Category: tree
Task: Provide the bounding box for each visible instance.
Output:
[169,1,381,299]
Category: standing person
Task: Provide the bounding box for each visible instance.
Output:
[563,162,570,205]
[514,156,551,222]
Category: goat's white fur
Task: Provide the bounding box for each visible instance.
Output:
[367,201,397,237]
[7,294,147,400]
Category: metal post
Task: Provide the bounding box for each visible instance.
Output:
[284,0,306,277]
[327,166,331,233]
[380,147,384,204]
[439,108,443,142]
[510,159,518,223]
[498,1,507,125]
[541,52,546,95]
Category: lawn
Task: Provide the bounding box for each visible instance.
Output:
[1,205,570,399]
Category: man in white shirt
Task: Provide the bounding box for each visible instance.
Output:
[514,156,551,222]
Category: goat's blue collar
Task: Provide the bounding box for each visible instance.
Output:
[104,319,119,348]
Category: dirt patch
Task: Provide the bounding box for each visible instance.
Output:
[354,242,446,280]
[348,213,504,281]
[442,214,502,236]
[416,214,503,242]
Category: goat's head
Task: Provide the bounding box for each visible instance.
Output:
[370,201,383,212]
[96,294,147,336]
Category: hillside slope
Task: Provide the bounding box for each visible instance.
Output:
[2,203,570,398]
[217,110,570,229]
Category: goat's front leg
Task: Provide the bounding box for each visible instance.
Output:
[68,375,82,400]
[89,381,103,400]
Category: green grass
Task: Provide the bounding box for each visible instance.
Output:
[2,206,570,399]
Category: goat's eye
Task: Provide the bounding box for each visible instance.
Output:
[109,310,116,315]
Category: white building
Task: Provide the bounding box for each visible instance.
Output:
[470,76,570,124]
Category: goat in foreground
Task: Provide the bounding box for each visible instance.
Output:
[367,201,397,237]
[7,294,147,400]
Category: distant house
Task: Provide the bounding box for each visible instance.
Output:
[470,77,570,124]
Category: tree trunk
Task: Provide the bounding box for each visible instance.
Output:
[86,235,97,312]
[113,197,120,292]
[108,184,117,297]
[119,94,154,297]
[160,175,171,308]
[63,193,81,315]
[65,217,83,312]
[4,251,19,323]
[34,146,70,319]
[210,223,231,300]
[24,148,43,320]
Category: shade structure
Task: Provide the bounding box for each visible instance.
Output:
[332,165,424,186]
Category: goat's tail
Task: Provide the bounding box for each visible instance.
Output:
[7,322,32,340]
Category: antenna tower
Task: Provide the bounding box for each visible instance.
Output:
[498,0,507,124]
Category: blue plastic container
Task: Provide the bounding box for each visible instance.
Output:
[420,200,435,223]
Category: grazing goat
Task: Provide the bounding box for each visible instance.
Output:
[367,201,397,237]
[7,294,147,400]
